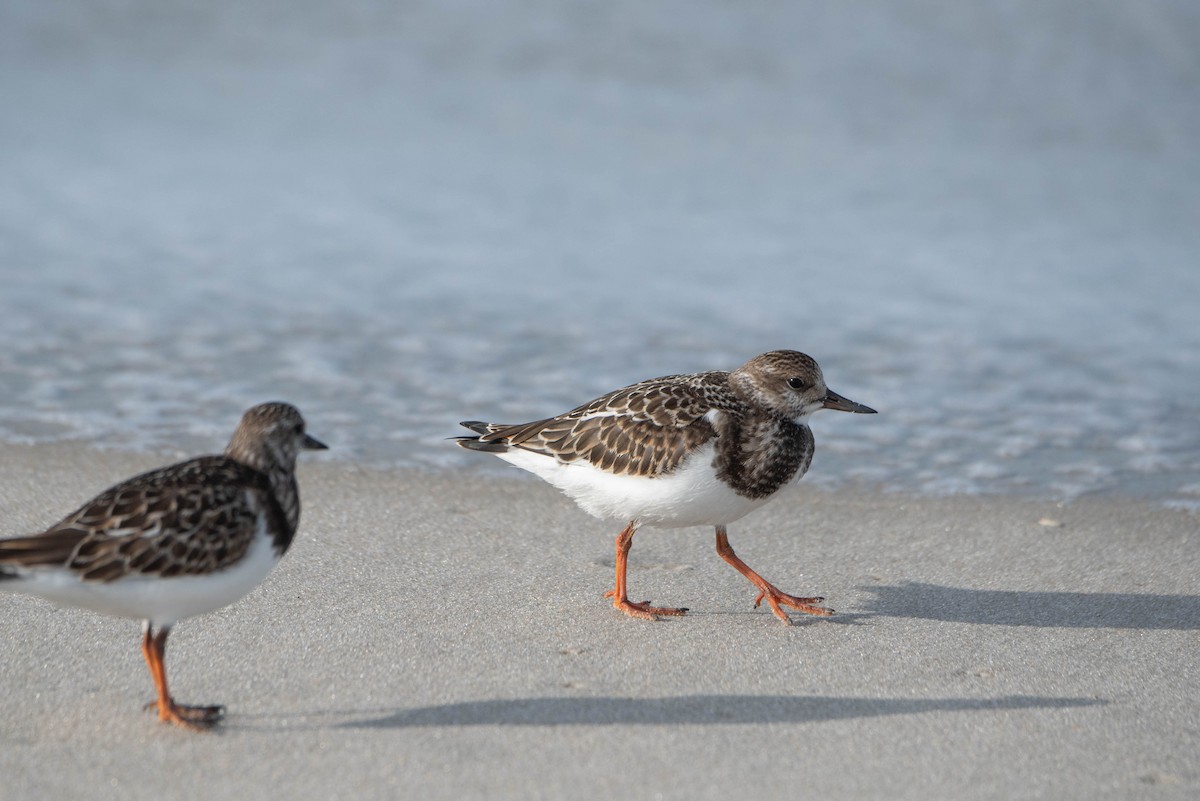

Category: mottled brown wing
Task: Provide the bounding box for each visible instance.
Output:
[481,371,739,477]
[1,457,267,582]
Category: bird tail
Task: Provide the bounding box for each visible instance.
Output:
[454,421,512,453]
[0,530,85,575]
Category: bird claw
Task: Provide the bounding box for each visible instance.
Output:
[604,589,688,620]
[753,588,833,623]
[145,699,225,731]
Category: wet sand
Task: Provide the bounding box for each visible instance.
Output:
[0,442,1196,800]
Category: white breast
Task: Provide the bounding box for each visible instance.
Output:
[495,442,771,528]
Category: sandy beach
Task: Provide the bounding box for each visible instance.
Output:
[2,0,1198,797]
[0,442,1195,800]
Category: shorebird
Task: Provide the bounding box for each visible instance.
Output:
[0,402,326,730]
[455,350,875,624]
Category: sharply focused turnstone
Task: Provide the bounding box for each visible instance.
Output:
[456,350,875,624]
[0,402,326,731]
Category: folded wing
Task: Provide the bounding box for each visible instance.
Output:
[458,371,737,478]
[0,458,272,582]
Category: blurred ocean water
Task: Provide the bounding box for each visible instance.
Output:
[1,1,1198,505]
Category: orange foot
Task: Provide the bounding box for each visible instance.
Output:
[603,589,688,620]
[753,586,833,624]
[145,699,225,731]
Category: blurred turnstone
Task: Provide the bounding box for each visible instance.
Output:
[0,402,326,731]
[456,350,875,624]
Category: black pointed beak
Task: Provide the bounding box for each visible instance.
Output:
[303,434,329,450]
[822,389,876,414]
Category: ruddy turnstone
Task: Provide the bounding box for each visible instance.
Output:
[456,350,875,624]
[0,402,326,731]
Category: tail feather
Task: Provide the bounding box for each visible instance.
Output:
[455,420,513,453]
[453,436,510,453]
[0,529,85,572]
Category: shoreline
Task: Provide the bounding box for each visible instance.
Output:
[3,436,1195,510]
[1,441,1197,799]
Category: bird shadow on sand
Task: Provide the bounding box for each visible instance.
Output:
[678,608,873,626]
[860,582,1200,630]
[325,693,1101,730]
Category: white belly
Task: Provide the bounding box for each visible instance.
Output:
[496,442,771,527]
[0,520,282,628]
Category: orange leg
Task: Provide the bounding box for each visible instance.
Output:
[141,623,224,731]
[602,521,688,620]
[714,526,833,624]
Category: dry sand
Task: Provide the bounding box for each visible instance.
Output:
[0,442,1196,800]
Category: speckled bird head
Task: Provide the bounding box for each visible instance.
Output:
[730,350,876,423]
[225,402,327,473]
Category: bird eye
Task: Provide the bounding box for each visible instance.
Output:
[787,377,807,390]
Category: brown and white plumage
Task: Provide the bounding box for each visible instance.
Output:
[456,350,876,624]
[0,402,326,730]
